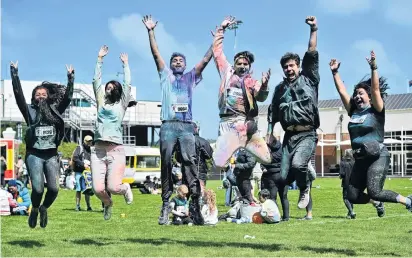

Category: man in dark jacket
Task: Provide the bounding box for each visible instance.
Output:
[193,123,213,194]
[231,148,257,204]
[261,134,290,221]
[72,135,93,211]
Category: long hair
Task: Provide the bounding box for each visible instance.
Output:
[349,75,389,115]
[105,80,124,104]
[204,189,217,213]
[31,82,66,125]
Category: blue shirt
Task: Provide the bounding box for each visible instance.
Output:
[159,67,202,122]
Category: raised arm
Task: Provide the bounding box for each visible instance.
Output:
[195,45,213,77]
[329,59,351,114]
[10,61,29,124]
[254,68,271,102]
[302,16,320,85]
[212,16,239,78]
[57,65,75,113]
[366,50,384,112]
[142,15,165,73]
[120,53,131,104]
[92,45,108,107]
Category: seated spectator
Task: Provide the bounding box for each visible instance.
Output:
[140,176,155,194]
[7,180,31,215]
[258,189,281,224]
[201,189,218,225]
[169,185,193,226]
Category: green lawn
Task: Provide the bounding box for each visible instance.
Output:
[2,178,412,257]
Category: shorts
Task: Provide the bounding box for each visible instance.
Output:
[75,172,84,192]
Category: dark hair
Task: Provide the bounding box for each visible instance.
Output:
[280,52,301,67]
[258,189,271,199]
[170,52,186,65]
[105,80,123,104]
[234,51,254,64]
[349,75,389,115]
[31,82,66,105]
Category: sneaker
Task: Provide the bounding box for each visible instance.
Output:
[28,208,39,228]
[375,202,385,217]
[123,183,133,205]
[103,204,113,220]
[189,199,204,226]
[297,187,310,209]
[300,215,313,220]
[405,195,412,212]
[39,205,48,228]
[346,212,356,219]
[281,217,290,222]
[158,202,170,225]
[75,206,81,211]
[87,207,93,211]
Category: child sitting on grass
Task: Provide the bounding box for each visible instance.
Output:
[201,189,218,225]
[258,189,281,224]
[169,185,193,226]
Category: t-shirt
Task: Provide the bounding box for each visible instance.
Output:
[225,77,245,114]
[260,199,280,223]
[170,196,188,219]
[33,122,57,150]
[159,67,202,122]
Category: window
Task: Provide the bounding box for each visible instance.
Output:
[136,156,160,168]
[72,99,91,107]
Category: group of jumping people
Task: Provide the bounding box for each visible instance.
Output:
[10,14,412,228]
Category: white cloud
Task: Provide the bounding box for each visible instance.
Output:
[316,0,371,15]
[384,0,412,26]
[351,39,402,76]
[108,13,199,65]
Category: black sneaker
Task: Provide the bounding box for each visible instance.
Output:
[39,205,48,228]
[189,200,204,226]
[87,207,93,211]
[405,195,412,212]
[281,217,290,222]
[158,202,170,225]
[375,202,385,217]
[28,209,39,228]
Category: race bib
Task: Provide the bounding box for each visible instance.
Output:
[228,88,243,98]
[35,126,55,137]
[177,206,187,213]
[349,114,367,124]
[172,103,188,113]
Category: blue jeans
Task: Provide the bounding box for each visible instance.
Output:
[160,121,199,202]
[280,131,317,190]
[26,151,60,208]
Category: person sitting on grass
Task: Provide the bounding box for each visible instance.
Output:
[169,185,193,226]
[258,189,281,224]
[7,180,31,216]
[201,189,218,225]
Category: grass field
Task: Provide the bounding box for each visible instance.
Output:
[2,178,412,257]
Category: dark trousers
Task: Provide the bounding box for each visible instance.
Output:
[280,131,317,190]
[261,172,289,219]
[160,121,200,203]
[235,169,253,203]
[26,151,60,208]
[347,155,398,204]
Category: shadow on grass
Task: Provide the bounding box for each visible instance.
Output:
[8,240,45,248]
[300,246,356,256]
[124,237,287,251]
[61,208,103,213]
[65,238,114,246]
[320,215,345,219]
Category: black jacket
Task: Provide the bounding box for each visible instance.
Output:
[260,140,282,173]
[233,149,256,179]
[72,144,91,172]
[11,66,74,151]
[194,135,213,174]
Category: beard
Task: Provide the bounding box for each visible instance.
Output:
[171,66,185,75]
[235,67,249,76]
[37,99,61,125]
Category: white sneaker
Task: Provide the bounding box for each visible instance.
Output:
[297,187,310,209]
[103,204,113,220]
[124,183,133,205]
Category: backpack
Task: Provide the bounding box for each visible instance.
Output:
[70,145,84,171]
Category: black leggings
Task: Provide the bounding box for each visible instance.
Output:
[342,188,354,214]
[261,172,289,219]
[347,155,398,204]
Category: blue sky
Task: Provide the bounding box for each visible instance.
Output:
[2,0,412,139]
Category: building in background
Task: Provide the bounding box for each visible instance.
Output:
[0,79,161,147]
[258,93,412,177]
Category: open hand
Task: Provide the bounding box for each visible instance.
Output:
[142,15,158,31]
[120,53,128,64]
[66,64,75,74]
[98,45,109,58]
[366,50,377,69]
[329,59,341,72]
[261,68,271,86]
[10,61,18,69]
[305,16,317,27]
